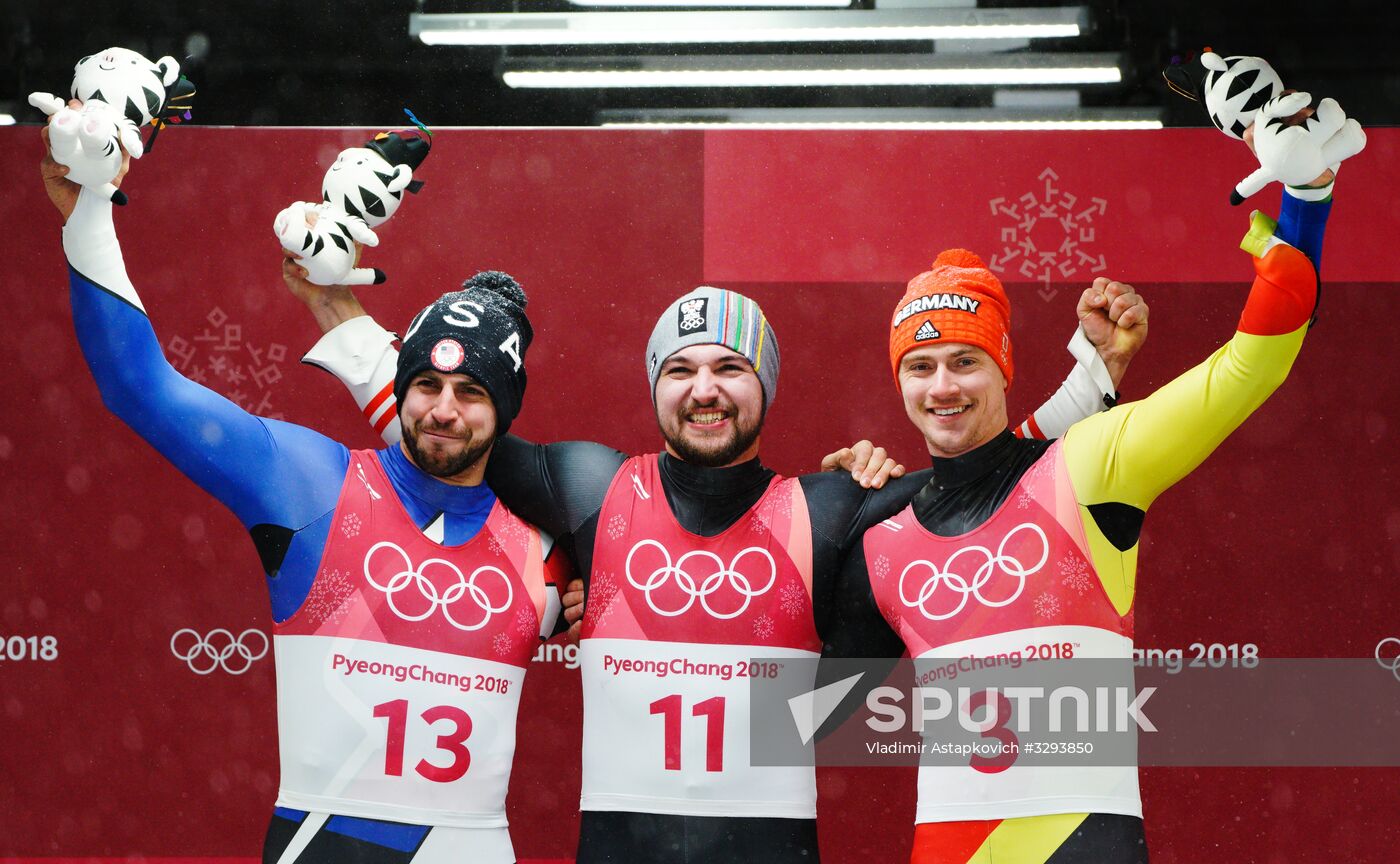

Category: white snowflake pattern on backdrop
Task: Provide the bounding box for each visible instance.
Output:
[166,307,289,419]
[986,167,1109,301]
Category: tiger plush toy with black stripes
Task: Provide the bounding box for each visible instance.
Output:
[68,47,185,130]
[29,47,195,205]
[1163,49,1367,204]
[274,202,386,287]
[276,117,433,285]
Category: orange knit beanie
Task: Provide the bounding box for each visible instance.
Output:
[888,249,1013,388]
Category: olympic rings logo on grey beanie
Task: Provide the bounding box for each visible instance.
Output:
[644,286,779,409]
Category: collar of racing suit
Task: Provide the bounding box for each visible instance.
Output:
[657,451,776,538]
[378,443,498,521]
[912,429,1051,537]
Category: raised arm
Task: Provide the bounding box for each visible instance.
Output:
[1062,189,1328,615]
[51,135,350,620]
[1015,280,1147,439]
[63,193,348,526]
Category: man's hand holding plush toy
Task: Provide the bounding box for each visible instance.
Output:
[40,101,130,222]
[1166,50,1365,202]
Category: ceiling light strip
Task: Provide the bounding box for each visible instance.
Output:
[595,106,1163,129]
[504,65,1121,88]
[411,8,1084,46]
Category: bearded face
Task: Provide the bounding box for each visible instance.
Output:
[653,344,764,468]
[397,370,498,481]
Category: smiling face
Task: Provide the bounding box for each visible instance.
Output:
[397,370,498,485]
[654,344,765,468]
[898,343,1009,458]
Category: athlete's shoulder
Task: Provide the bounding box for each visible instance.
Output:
[542,439,631,482]
[796,467,900,502]
[1019,434,1057,460]
[797,469,856,493]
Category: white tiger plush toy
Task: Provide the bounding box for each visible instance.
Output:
[279,122,430,284]
[274,202,386,287]
[1178,50,1366,203]
[69,47,182,128]
[321,127,432,228]
[30,47,189,205]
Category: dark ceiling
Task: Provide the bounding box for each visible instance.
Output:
[4,0,1397,129]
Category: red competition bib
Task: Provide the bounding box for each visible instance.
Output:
[274,450,547,828]
[579,454,821,817]
[866,441,1141,823]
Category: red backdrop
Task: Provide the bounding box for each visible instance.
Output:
[1,125,1398,862]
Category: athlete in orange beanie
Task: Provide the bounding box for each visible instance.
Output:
[827,140,1341,864]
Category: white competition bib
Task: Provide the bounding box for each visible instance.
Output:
[579,637,818,818]
[274,634,526,828]
[912,626,1142,823]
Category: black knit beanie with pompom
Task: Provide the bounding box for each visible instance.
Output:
[394,270,533,434]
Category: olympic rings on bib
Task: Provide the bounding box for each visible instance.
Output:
[170,628,268,675]
[897,522,1049,621]
[1376,637,1400,683]
[364,541,513,631]
[625,539,777,620]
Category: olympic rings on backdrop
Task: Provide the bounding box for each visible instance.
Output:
[364,540,513,631]
[625,539,777,620]
[1376,637,1400,683]
[898,522,1049,621]
[170,628,268,675]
